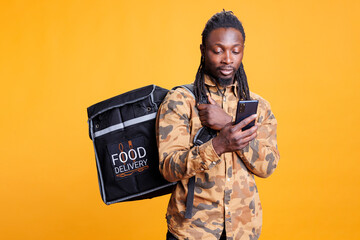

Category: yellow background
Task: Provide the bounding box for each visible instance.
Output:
[1,0,359,239]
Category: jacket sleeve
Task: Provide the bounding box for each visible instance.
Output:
[156,89,220,182]
[237,96,280,178]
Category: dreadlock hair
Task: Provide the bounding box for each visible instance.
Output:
[194,10,250,104]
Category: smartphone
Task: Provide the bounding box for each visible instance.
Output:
[235,100,259,131]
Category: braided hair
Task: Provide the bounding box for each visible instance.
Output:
[194,10,250,104]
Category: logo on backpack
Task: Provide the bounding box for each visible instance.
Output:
[107,136,149,179]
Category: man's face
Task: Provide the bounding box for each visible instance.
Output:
[201,27,244,87]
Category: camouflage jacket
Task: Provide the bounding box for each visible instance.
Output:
[156,75,280,240]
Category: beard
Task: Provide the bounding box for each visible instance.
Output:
[216,77,233,87]
[207,72,234,87]
[204,67,236,87]
[215,66,237,87]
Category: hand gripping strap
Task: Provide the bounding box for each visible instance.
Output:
[173,85,217,219]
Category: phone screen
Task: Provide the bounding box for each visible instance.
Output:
[235,100,259,131]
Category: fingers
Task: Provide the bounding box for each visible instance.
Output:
[199,114,208,123]
[240,128,257,143]
[217,124,257,153]
[229,126,257,150]
[233,125,257,141]
[233,114,257,131]
[237,131,257,149]
[197,104,207,110]
[198,106,209,117]
[197,103,220,116]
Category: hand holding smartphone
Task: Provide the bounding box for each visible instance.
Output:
[235,100,259,131]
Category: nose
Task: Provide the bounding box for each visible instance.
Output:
[221,51,233,64]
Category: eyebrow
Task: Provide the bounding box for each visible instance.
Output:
[214,43,243,47]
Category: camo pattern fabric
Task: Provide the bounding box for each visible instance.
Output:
[156,75,279,240]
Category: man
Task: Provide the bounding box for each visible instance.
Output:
[156,10,279,240]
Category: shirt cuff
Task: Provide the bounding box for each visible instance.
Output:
[197,139,222,171]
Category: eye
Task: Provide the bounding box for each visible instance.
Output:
[213,48,223,54]
[232,48,241,54]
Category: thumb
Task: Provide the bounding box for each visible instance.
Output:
[207,95,217,105]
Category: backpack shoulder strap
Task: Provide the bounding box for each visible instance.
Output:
[173,84,209,104]
[172,83,217,219]
[172,84,195,99]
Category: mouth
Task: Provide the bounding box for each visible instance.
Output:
[218,67,234,76]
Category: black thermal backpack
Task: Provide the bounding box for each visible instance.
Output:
[87,84,216,218]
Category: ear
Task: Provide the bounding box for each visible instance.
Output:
[200,44,204,56]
